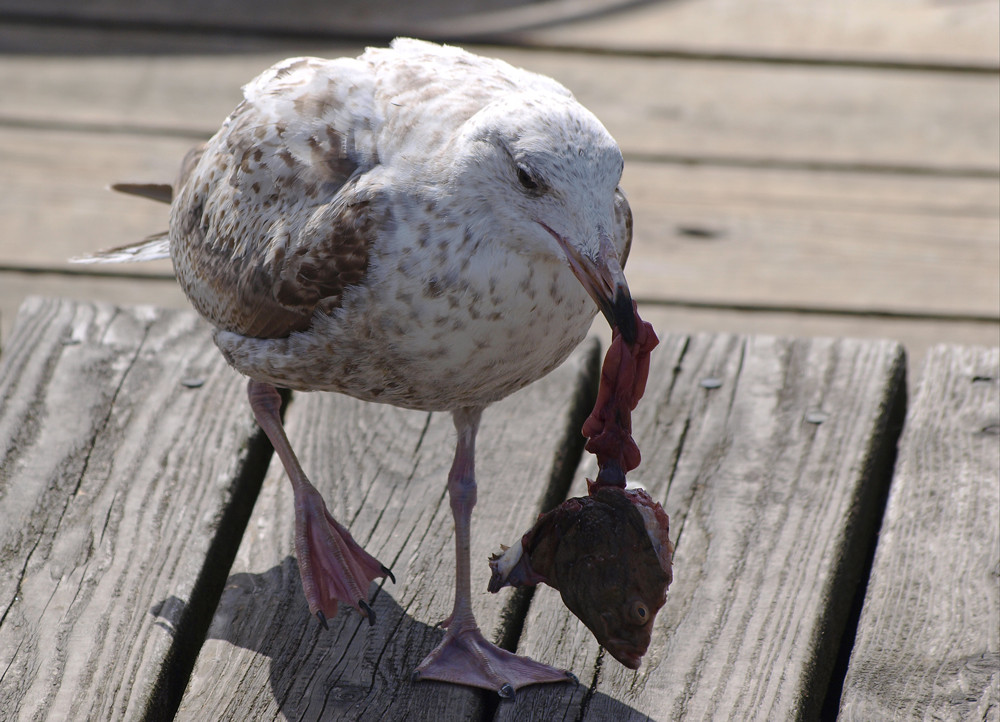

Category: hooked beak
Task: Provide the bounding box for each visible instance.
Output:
[541,223,637,344]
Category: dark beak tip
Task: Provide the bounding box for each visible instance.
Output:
[611,288,637,344]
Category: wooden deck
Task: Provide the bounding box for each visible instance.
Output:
[2,1,998,371]
[1,2,998,720]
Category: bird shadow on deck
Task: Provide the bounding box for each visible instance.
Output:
[153,559,642,721]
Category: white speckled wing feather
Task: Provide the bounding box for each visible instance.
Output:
[240,55,381,180]
[169,56,384,338]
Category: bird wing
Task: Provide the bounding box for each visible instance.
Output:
[71,232,172,264]
[169,56,383,338]
[73,145,207,265]
[109,183,174,204]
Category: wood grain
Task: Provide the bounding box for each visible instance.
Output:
[0,128,187,276]
[3,129,997,322]
[839,345,1000,720]
[622,162,1000,320]
[176,340,600,720]
[495,333,907,720]
[2,44,997,173]
[3,0,996,67]
[633,304,999,390]
[0,298,268,720]
[0,273,189,353]
[520,0,1000,68]
[4,274,997,398]
[0,0,642,40]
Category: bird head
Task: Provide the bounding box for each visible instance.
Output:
[456,91,637,341]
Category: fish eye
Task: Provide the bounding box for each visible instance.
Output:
[630,600,649,624]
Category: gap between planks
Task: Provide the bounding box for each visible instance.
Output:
[838,345,1000,720]
[0,299,920,720]
[0,6,997,72]
[3,128,997,322]
[0,298,275,720]
[494,333,908,721]
[2,43,997,175]
[3,117,996,181]
[174,337,602,721]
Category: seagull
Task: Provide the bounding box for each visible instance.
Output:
[87,38,638,695]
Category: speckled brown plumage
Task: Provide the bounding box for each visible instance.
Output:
[169,93,377,339]
[160,41,634,413]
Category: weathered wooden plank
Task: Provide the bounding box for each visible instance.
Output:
[2,272,996,396]
[0,272,189,352]
[2,43,997,173]
[0,21,302,56]
[0,297,268,720]
[176,340,600,719]
[3,0,996,67]
[623,162,1000,320]
[838,345,1000,720]
[633,305,999,389]
[4,128,998,322]
[0,0,642,41]
[519,0,1000,68]
[495,333,907,720]
[0,128,187,277]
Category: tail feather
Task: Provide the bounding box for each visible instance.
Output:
[111,182,173,204]
[71,232,171,264]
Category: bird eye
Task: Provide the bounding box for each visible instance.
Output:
[516,164,540,193]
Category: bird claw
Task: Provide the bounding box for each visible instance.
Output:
[316,598,377,629]
[359,599,376,626]
[294,485,393,626]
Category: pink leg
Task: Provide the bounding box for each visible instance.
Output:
[412,408,574,697]
[247,380,393,627]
